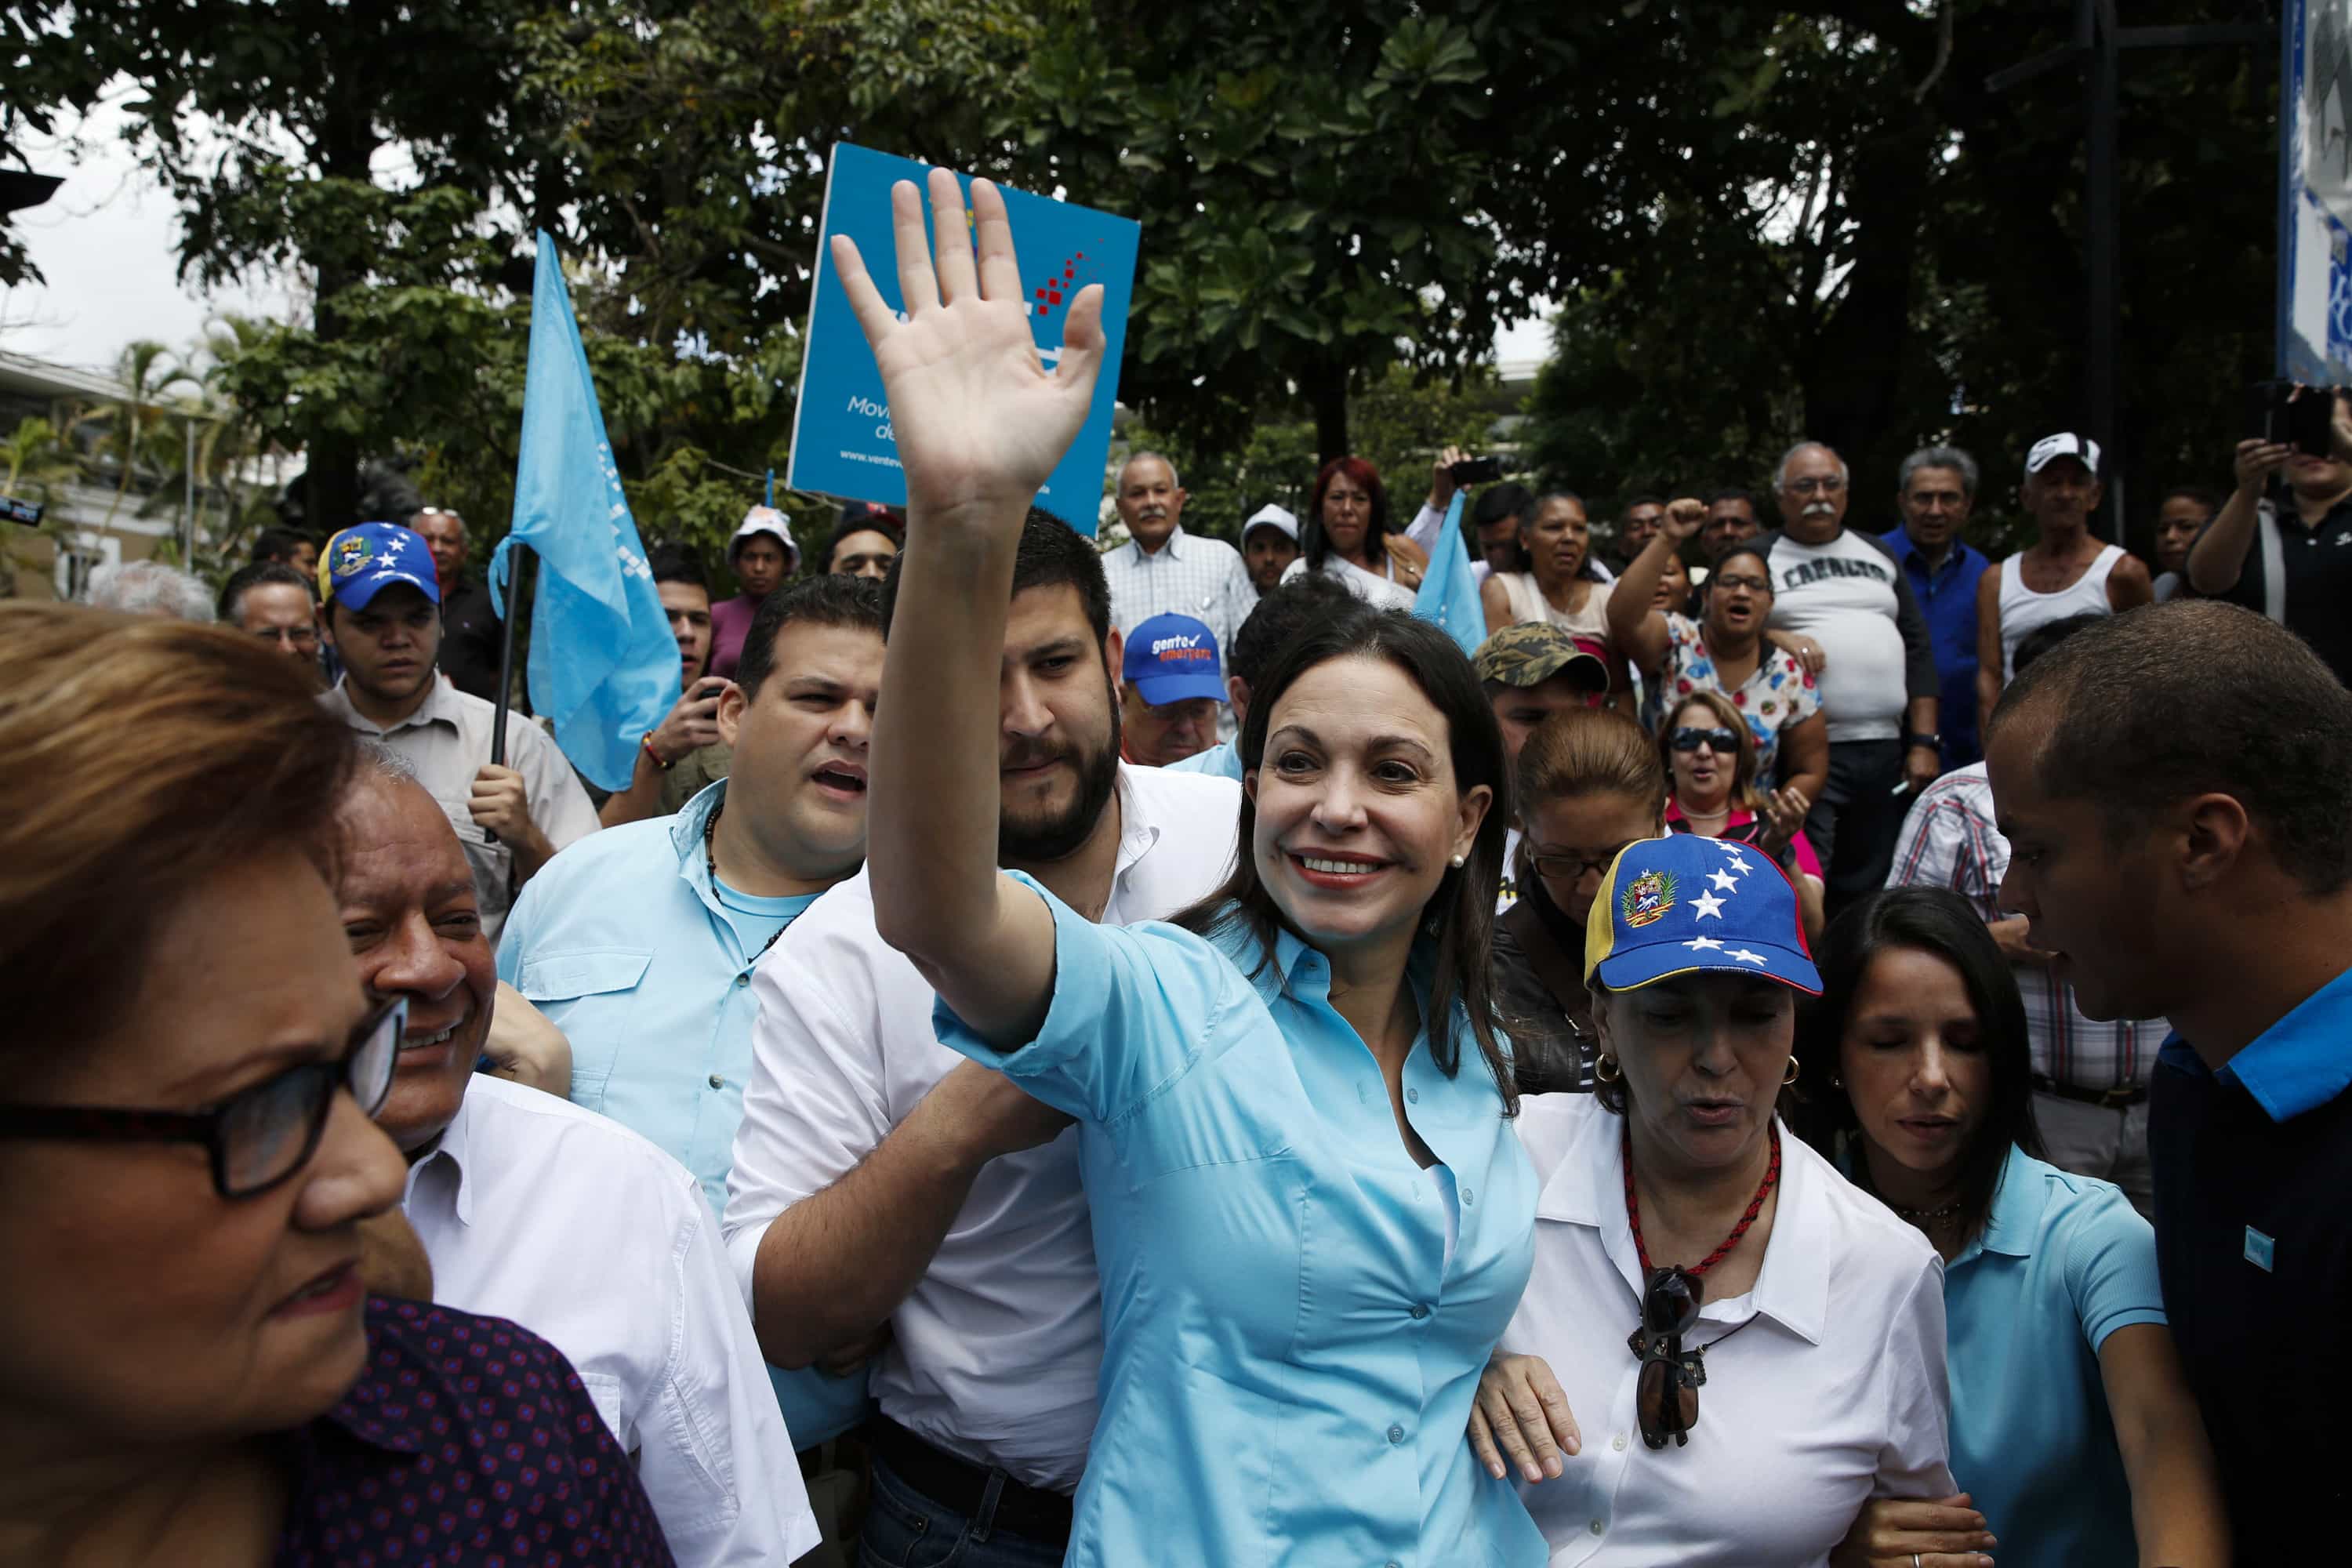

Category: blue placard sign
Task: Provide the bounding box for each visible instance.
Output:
[786,143,1139,535]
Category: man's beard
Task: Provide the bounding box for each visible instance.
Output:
[997,682,1122,866]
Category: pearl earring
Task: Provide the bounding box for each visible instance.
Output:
[1450,853,1466,868]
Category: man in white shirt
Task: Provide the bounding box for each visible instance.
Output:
[1098,451,1254,654]
[725,511,1240,1565]
[1757,441,1940,910]
[316,521,598,942]
[335,742,815,1568]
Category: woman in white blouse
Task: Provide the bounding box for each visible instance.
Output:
[1481,491,1618,648]
[1279,454,1427,610]
[1470,834,1955,1567]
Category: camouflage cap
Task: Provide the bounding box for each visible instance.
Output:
[1472,622,1610,689]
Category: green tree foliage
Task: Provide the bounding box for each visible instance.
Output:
[8,0,2285,577]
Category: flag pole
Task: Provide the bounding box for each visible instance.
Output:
[490,543,535,768]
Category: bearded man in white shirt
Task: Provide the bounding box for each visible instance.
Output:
[334,742,817,1568]
[724,511,1241,1566]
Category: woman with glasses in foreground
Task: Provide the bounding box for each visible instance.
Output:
[1470,836,1954,1566]
[0,605,670,1565]
[1804,889,2228,1568]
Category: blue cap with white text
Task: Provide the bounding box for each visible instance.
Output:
[319,522,441,611]
[1122,612,1226,706]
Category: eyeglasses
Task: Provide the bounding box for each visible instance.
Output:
[1780,476,1846,496]
[1670,727,1742,755]
[1530,839,1640,883]
[1708,573,1770,594]
[1628,1266,1706,1448]
[0,996,405,1199]
[252,624,321,650]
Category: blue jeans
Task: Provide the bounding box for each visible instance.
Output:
[856,1452,1071,1568]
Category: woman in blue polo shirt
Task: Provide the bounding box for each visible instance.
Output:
[1802,889,2229,1567]
[833,169,1543,1566]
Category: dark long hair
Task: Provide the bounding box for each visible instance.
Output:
[1172,608,1519,1113]
[1795,887,2045,1244]
[1301,456,1394,573]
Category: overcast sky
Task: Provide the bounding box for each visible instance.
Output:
[4,101,1554,379]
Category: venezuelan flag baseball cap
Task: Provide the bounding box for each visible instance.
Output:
[319,522,441,611]
[1584,833,1820,994]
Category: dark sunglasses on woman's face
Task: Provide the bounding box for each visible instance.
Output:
[1670,727,1741,756]
[0,995,405,1200]
[1627,1265,1706,1449]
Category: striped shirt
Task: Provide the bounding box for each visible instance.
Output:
[1099,523,1256,653]
[1888,763,2165,1092]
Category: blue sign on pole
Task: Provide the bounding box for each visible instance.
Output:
[786,143,1141,535]
[2280,2,2352,382]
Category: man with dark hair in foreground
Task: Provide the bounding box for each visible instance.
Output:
[1985,598,2352,1556]
[500,575,886,1560]
[724,511,1240,1566]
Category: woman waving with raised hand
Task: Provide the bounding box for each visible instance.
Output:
[837,168,1544,1566]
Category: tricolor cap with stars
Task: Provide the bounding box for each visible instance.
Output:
[1583,833,1820,996]
[319,521,441,612]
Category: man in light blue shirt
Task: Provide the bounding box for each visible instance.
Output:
[497,575,886,1535]
[1167,571,1359,782]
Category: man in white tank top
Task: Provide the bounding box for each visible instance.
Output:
[1974,433,2153,719]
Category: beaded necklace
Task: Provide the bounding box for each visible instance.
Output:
[1621,1119,1781,1277]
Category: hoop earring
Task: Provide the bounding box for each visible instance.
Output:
[1595,1054,1622,1084]
[1782,1056,1801,1087]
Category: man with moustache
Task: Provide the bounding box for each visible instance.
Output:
[334,742,819,1568]
[411,505,506,700]
[316,522,597,942]
[1984,600,2352,1559]
[724,512,1240,1566]
[1755,441,1940,909]
[1881,446,1993,771]
[1098,450,1254,659]
[500,576,886,1552]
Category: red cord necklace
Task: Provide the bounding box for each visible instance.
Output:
[1621,1119,1781,1277]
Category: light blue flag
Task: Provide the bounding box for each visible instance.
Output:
[1414,492,1486,658]
[489,231,681,792]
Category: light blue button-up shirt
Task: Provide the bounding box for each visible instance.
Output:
[1941,1146,2165,1568]
[1163,736,1243,780]
[935,875,1545,1567]
[497,780,873,1447]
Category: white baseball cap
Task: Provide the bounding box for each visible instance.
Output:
[2025,433,2102,477]
[1242,503,1300,543]
[730,506,801,571]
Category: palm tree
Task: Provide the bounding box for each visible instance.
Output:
[1,416,81,598]
[82,339,198,532]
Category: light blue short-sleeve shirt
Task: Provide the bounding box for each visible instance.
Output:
[934,875,1545,1567]
[497,780,872,1448]
[1944,1147,2166,1568]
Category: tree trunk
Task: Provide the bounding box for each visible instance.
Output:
[1307,361,1350,466]
[1798,120,1934,486]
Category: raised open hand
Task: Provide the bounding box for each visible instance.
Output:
[829,168,1107,528]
